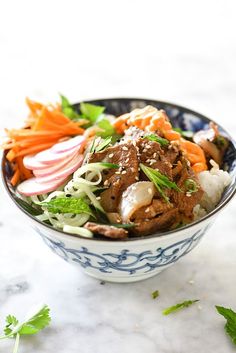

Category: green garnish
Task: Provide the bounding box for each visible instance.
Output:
[0,304,51,353]
[173,127,194,139]
[152,290,160,299]
[99,162,119,169]
[80,102,105,123]
[216,305,236,345]
[144,134,169,146]
[140,163,181,202]
[91,136,113,153]
[60,94,81,121]
[163,300,199,315]
[96,119,116,138]
[184,178,198,193]
[41,197,94,216]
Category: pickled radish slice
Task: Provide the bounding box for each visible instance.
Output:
[17,177,66,196]
[33,151,77,177]
[35,145,78,164]
[36,154,84,184]
[52,136,85,153]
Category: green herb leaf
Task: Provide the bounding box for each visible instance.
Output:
[173,127,194,139]
[60,94,81,121]
[96,119,116,138]
[144,134,169,146]
[0,304,51,353]
[216,305,236,345]
[4,315,19,336]
[99,162,119,169]
[41,197,94,216]
[140,163,181,202]
[184,178,198,193]
[163,299,199,315]
[152,290,160,299]
[80,102,105,123]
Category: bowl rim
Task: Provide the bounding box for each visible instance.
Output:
[1,97,236,243]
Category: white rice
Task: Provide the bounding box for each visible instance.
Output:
[193,159,232,220]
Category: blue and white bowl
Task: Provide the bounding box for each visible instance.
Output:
[2,98,236,283]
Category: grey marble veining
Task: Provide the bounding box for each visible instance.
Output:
[1,0,236,352]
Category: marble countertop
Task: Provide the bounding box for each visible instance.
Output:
[0,1,236,352]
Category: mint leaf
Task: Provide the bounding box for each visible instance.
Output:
[41,197,94,216]
[216,305,236,345]
[96,119,115,138]
[80,102,105,123]
[163,299,199,315]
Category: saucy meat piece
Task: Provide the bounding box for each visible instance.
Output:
[84,222,128,239]
[88,143,139,212]
[131,209,179,236]
[131,199,173,220]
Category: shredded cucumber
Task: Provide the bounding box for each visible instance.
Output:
[63,225,93,238]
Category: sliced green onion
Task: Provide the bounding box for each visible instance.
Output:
[63,225,93,238]
[144,134,169,146]
[184,179,198,193]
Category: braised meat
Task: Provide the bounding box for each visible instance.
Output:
[84,222,128,239]
[87,128,204,238]
[88,143,139,212]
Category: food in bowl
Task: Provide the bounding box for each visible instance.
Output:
[2,96,232,240]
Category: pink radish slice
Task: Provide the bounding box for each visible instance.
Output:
[36,154,84,184]
[35,145,79,165]
[33,150,78,177]
[52,136,85,153]
[17,177,66,196]
[23,155,50,170]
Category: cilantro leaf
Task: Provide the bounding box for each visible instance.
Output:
[216,305,236,345]
[162,299,199,315]
[144,134,169,146]
[80,102,105,123]
[60,94,81,121]
[41,197,94,216]
[0,304,51,353]
[152,290,160,299]
[4,315,19,336]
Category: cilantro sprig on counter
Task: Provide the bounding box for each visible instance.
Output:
[0,304,51,353]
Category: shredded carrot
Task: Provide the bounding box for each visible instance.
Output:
[2,97,85,185]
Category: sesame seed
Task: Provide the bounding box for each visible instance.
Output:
[186,193,192,197]
[108,153,114,158]
[115,171,121,175]
[153,153,157,158]
[148,188,152,194]
[145,208,150,213]
[149,159,156,165]
[143,149,147,153]
[146,159,151,163]
[146,145,151,149]
[96,196,101,200]
[135,176,139,181]
[122,146,128,151]
[125,158,129,163]
[131,168,135,172]
[104,180,109,186]
[121,170,127,175]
